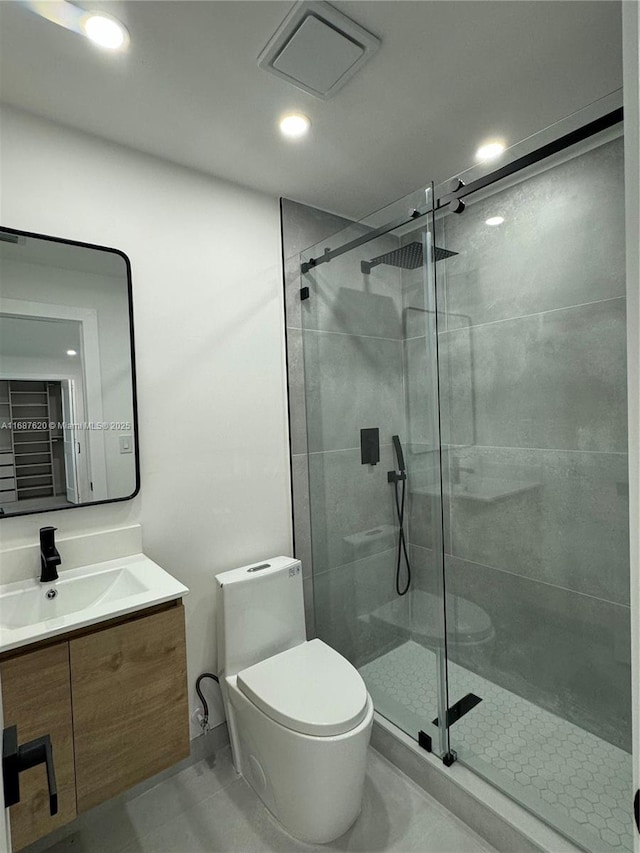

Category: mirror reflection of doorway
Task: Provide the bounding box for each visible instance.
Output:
[0,379,81,512]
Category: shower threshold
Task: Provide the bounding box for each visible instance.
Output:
[360,641,633,853]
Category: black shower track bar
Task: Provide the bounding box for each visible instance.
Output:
[299,107,623,277]
[300,210,423,275]
[435,106,624,211]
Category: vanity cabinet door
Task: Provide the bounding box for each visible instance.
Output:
[1,643,76,851]
[70,604,189,812]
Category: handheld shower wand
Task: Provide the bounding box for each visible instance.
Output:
[389,435,412,596]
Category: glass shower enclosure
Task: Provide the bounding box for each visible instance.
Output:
[299,99,631,853]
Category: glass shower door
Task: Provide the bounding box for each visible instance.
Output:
[296,93,631,853]
[434,123,632,852]
[299,190,452,759]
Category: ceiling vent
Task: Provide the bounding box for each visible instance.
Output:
[258,1,380,100]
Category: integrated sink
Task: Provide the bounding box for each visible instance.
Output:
[0,554,188,654]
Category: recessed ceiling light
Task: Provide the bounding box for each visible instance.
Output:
[66,349,77,356]
[81,13,128,50]
[24,2,129,51]
[476,141,506,162]
[485,216,505,226]
[279,113,311,139]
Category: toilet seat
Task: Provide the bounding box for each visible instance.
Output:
[236,638,368,737]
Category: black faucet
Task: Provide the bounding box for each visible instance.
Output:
[39,527,61,583]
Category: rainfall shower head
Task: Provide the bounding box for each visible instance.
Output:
[361,241,457,275]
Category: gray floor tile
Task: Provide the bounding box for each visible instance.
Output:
[36,745,497,853]
[322,750,493,853]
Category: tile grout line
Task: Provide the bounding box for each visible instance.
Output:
[437,295,626,336]
[306,444,395,456]
[312,296,627,345]
[290,325,404,343]
[296,444,628,457]
[446,443,629,456]
[411,546,632,610]
[313,546,398,578]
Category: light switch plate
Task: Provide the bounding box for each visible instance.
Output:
[119,435,133,454]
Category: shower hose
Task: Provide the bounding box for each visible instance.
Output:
[393,474,412,596]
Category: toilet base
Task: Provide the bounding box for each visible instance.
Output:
[224,677,374,844]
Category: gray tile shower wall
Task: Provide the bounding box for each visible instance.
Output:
[282,199,353,636]
[438,298,628,452]
[403,136,630,750]
[282,199,405,657]
[441,137,626,331]
[314,548,404,666]
[446,445,630,605]
[410,547,632,752]
[307,444,399,573]
[303,331,405,454]
[301,252,403,339]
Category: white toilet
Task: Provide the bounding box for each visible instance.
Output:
[215,556,374,844]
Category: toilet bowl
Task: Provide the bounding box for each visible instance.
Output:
[369,588,495,651]
[215,557,374,844]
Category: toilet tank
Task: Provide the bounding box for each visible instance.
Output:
[215,556,305,678]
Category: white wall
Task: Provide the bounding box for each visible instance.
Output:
[0,106,293,731]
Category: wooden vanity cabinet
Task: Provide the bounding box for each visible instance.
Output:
[71,604,190,812]
[1,601,189,851]
[0,644,77,851]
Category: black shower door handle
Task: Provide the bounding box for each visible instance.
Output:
[2,724,58,816]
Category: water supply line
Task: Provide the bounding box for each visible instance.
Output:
[195,672,219,734]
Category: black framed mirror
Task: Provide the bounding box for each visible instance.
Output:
[0,227,139,517]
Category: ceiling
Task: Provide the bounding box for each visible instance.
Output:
[0,315,81,361]
[0,1,622,219]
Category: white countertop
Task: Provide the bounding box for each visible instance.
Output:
[0,553,189,655]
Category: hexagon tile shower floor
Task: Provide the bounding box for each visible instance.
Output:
[361,642,633,853]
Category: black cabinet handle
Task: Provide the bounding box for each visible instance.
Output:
[2,725,58,817]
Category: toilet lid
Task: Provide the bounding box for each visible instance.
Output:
[237,639,369,737]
